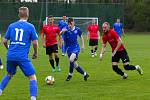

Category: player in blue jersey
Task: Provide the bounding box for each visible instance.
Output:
[58,16,68,56]
[60,17,89,81]
[0,7,38,100]
[113,19,124,37]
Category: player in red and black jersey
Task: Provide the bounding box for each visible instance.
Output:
[41,15,62,72]
[87,19,100,57]
[99,22,143,79]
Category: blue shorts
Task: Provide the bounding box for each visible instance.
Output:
[7,61,36,77]
[67,48,80,61]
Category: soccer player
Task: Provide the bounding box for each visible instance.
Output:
[113,18,124,38]
[0,7,38,100]
[58,16,68,56]
[60,17,89,81]
[41,15,62,72]
[87,19,100,57]
[99,22,143,79]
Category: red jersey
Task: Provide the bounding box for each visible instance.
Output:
[42,24,60,46]
[102,29,125,52]
[88,25,99,39]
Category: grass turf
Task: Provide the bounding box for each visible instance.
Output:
[0,34,149,100]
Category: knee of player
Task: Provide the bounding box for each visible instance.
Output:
[54,53,59,58]
[124,65,129,70]
[7,73,13,78]
[49,56,53,60]
[29,74,37,81]
[69,58,74,63]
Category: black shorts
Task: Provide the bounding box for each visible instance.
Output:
[89,39,98,46]
[112,50,130,63]
[46,44,58,55]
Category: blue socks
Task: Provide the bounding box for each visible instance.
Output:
[30,80,38,97]
[0,75,38,98]
[69,62,74,74]
[0,75,11,91]
[75,66,84,75]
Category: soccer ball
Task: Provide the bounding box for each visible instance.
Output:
[45,76,55,85]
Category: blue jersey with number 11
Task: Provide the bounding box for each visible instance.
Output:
[5,20,38,61]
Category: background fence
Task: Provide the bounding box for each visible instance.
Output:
[0,2,123,33]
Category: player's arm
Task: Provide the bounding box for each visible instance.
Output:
[98,31,100,40]
[87,31,89,40]
[99,43,106,61]
[112,35,123,57]
[87,26,90,40]
[3,38,9,49]
[3,25,11,49]
[80,35,85,51]
[60,28,67,35]
[41,32,46,48]
[32,40,38,59]
[31,25,38,59]
[58,34,62,49]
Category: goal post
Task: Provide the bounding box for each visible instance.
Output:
[43,17,99,34]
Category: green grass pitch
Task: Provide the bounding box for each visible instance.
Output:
[0,34,150,100]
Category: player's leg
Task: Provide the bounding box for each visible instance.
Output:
[94,39,98,56]
[18,61,38,100]
[0,61,17,95]
[94,45,98,56]
[66,53,76,81]
[121,50,143,75]
[91,46,94,57]
[89,39,94,57]
[53,44,61,72]
[54,53,61,72]
[0,57,3,69]
[61,36,66,56]
[74,61,89,81]
[46,46,55,72]
[61,41,65,56]
[49,54,55,72]
[112,52,127,79]
[29,75,37,100]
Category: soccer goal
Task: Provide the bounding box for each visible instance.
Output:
[43,17,99,34]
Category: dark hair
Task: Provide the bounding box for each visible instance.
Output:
[68,17,74,24]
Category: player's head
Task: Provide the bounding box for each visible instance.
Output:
[62,16,67,21]
[48,15,54,24]
[68,17,74,28]
[18,6,29,20]
[92,19,96,25]
[102,22,110,33]
[116,19,120,23]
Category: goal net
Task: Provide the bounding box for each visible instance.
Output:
[43,17,99,34]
